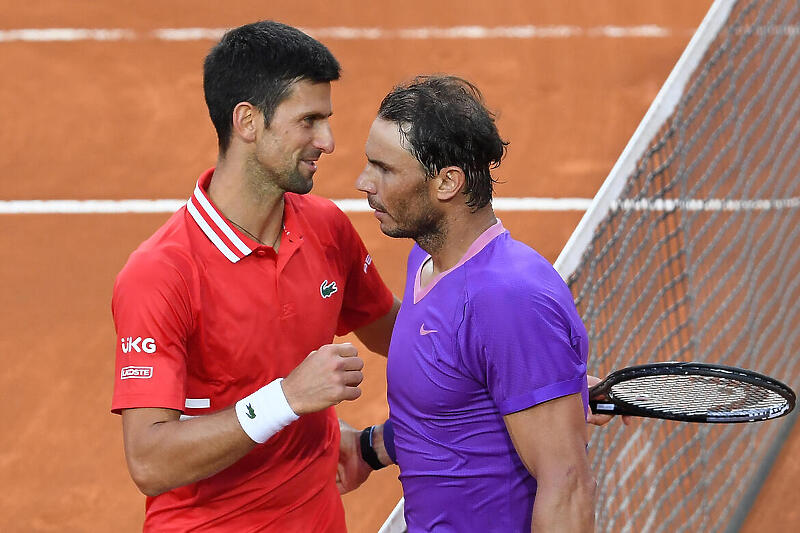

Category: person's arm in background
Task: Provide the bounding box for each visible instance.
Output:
[504,392,597,533]
[337,295,399,492]
[353,297,401,356]
[311,205,402,492]
[337,419,394,494]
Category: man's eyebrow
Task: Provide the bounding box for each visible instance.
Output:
[367,157,391,169]
[303,111,333,119]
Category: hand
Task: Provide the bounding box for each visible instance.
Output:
[336,419,373,494]
[585,375,632,427]
[281,343,364,415]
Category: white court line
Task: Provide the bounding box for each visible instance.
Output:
[0,199,186,214]
[8,24,789,43]
[0,28,137,41]
[0,198,593,214]
[0,25,685,43]
[2,197,798,214]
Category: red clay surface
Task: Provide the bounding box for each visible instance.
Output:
[2,1,796,531]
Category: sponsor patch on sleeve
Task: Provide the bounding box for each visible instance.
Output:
[120,336,157,354]
[120,366,153,379]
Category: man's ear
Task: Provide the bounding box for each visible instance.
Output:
[435,166,466,201]
[231,102,259,143]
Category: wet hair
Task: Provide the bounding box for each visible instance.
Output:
[377,75,508,209]
[203,21,341,153]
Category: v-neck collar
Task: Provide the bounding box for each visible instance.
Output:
[413,219,506,304]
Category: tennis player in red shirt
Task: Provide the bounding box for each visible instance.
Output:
[111,21,399,532]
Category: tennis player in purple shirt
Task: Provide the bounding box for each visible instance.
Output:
[344,75,597,532]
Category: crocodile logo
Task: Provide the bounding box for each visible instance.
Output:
[246,403,256,419]
[320,280,338,298]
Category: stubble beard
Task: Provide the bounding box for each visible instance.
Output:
[246,155,314,198]
[280,165,314,195]
[382,199,446,255]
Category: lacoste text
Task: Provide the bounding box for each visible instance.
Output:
[121,366,153,379]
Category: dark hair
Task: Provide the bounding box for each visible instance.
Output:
[377,75,508,209]
[203,21,341,153]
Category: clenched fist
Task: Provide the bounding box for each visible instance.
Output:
[281,343,364,415]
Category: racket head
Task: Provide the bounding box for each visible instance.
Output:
[589,362,796,423]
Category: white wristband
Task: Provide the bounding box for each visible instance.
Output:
[235,378,299,444]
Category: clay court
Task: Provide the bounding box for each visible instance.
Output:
[1,1,797,531]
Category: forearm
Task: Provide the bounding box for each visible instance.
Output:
[122,407,256,496]
[530,468,596,533]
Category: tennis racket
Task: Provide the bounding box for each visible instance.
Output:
[589,362,796,423]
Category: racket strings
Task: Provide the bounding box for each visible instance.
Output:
[609,374,788,416]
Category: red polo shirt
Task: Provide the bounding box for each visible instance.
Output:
[111,168,394,532]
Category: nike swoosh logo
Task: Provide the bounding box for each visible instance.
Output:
[419,323,438,335]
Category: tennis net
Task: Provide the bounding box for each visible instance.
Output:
[557,0,800,531]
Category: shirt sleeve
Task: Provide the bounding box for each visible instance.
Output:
[332,211,395,336]
[110,252,192,414]
[458,278,588,416]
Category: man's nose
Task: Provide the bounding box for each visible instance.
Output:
[355,168,375,194]
[314,122,335,154]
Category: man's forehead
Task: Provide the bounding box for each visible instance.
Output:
[368,118,410,150]
[278,79,333,113]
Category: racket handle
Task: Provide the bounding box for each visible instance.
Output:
[590,400,621,415]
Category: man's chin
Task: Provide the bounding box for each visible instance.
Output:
[285,173,314,195]
[379,223,413,240]
[295,181,314,195]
